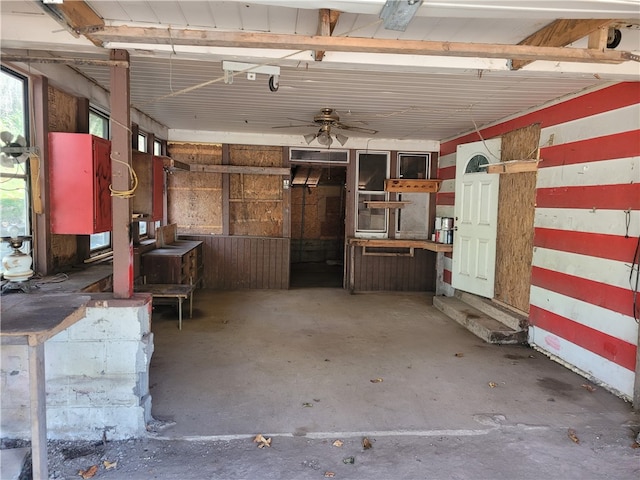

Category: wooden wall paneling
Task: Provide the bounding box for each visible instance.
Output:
[495,124,540,313]
[167,142,223,235]
[75,97,91,262]
[47,85,80,271]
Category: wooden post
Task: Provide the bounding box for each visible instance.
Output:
[32,76,51,276]
[109,49,133,298]
[222,144,230,236]
[29,343,48,480]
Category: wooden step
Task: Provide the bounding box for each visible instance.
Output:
[455,290,529,332]
[433,296,527,345]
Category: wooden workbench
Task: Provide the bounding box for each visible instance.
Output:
[1,293,91,480]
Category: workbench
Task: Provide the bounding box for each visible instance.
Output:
[1,293,91,480]
[134,283,194,330]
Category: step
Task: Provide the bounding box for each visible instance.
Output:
[0,447,29,480]
[455,290,529,332]
[433,296,527,344]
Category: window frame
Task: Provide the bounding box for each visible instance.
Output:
[0,66,31,265]
[88,106,112,253]
[355,150,390,238]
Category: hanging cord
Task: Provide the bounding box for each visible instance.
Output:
[108,118,138,198]
[109,156,138,198]
[631,233,640,324]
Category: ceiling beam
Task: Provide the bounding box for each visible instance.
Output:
[511,19,615,70]
[40,0,104,46]
[89,26,633,65]
[314,9,340,62]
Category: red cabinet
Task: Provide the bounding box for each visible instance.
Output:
[49,133,112,234]
[132,152,164,221]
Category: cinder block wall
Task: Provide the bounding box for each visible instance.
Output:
[1,297,153,440]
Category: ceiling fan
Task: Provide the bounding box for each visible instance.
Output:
[273,108,378,147]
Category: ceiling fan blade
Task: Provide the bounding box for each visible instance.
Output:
[334,123,378,135]
[272,123,316,129]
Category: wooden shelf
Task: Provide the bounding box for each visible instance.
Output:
[347,238,452,253]
[364,201,412,208]
[486,159,539,174]
[384,179,441,193]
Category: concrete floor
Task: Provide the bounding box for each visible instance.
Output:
[144,288,640,479]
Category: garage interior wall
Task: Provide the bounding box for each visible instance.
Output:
[436,82,640,399]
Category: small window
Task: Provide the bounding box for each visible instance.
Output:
[139,222,148,236]
[153,139,163,156]
[89,108,109,139]
[138,132,147,152]
[88,107,110,252]
[290,148,349,164]
[465,154,489,173]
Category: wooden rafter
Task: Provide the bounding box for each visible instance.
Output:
[40,0,104,46]
[511,19,615,70]
[314,9,341,62]
[88,26,632,64]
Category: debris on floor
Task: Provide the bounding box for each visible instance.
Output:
[324,472,335,478]
[488,382,498,388]
[370,378,383,383]
[567,429,580,444]
[253,434,272,448]
[454,352,464,357]
[342,456,355,464]
[362,437,372,450]
[332,439,344,448]
[78,464,98,479]
[302,402,314,407]
[103,459,117,470]
[581,384,596,393]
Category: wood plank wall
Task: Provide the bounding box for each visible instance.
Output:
[348,247,436,292]
[181,235,289,289]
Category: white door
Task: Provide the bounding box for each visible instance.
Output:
[451,138,501,298]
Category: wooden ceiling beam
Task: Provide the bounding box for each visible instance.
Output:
[89,26,632,65]
[40,0,104,46]
[314,9,341,62]
[511,19,615,70]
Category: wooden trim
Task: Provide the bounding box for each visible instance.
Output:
[0,55,129,67]
[191,164,291,175]
[588,27,609,51]
[486,159,539,174]
[384,179,441,193]
[32,75,51,276]
[89,26,631,64]
[222,144,230,236]
[364,201,412,208]
[282,147,291,239]
[511,19,615,70]
[76,97,91,262]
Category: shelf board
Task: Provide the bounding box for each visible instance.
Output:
[384,179,441,193]
[486,159,539,174]
[347,238,452,253]
[364,201,412,208]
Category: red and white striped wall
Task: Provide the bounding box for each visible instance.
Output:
[435,82,640,399]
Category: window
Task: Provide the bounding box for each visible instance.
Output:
[356,151,389,236]
[88,107,111,251]
[396,153,431,238]
[290,148,349,164]
[153,139,163,156]
[138,132,147,152]
[0,67,30,268]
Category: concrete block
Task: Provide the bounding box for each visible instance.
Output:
[47,375,139,407]
[69,306,146,341]
[0,408,29,438]
[47,405,146,440]
[45,341,106,376]
[105,341,142,374]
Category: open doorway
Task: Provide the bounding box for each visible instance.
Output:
[290,165,346,288]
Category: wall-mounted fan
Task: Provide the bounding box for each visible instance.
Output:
[273,108,378,147]
[0,131,31,168]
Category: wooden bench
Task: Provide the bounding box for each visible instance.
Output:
[134,283,194,330]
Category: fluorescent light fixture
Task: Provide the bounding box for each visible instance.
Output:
[379,0,423,32]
